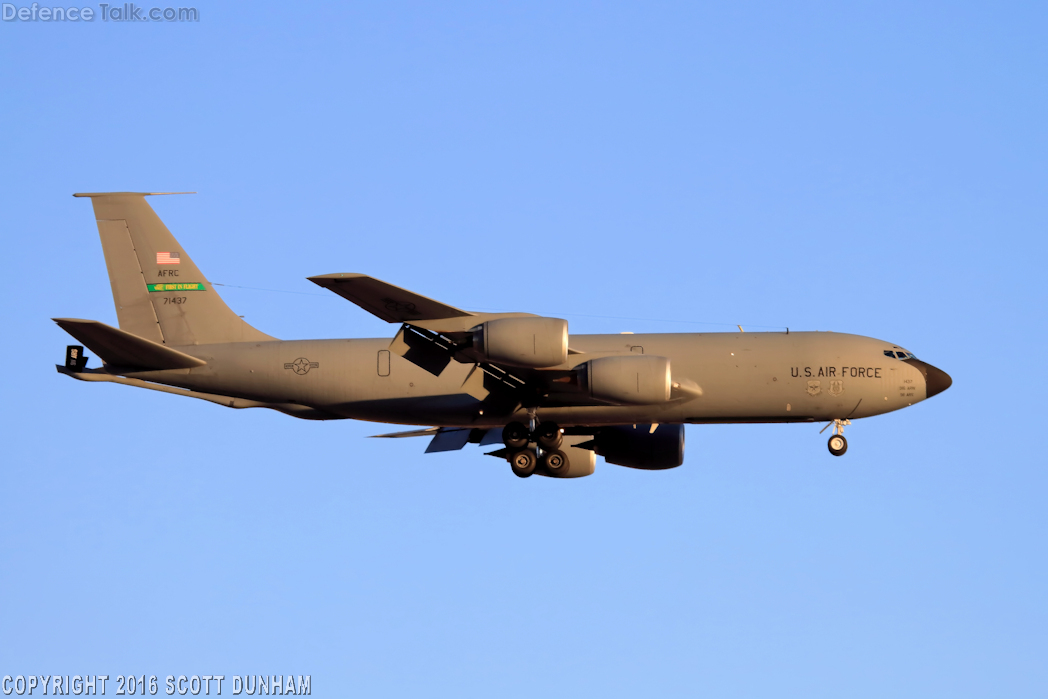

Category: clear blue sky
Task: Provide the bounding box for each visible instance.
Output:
[2,2,1046,697]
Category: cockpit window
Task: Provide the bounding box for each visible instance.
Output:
[884,350,896,358]
[885,350,916,360]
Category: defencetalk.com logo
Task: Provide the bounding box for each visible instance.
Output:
[2,3,199,22]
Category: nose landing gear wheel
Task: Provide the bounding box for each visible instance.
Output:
[535,421,563,450]
[821,418,851,456]
[828,434,848,456]
[542,449,570,477]
[510,449,537,478]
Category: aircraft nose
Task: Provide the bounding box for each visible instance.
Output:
[904,358,953,398]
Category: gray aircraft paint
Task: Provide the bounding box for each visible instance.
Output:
[106,332,933,427]
[55,193,951,462]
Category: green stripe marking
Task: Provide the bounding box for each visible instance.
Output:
[147,283,207,292]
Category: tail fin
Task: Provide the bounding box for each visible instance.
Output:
[74,192,275,345]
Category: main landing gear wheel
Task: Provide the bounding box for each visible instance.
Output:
[503,421,530,449]
[543,449,570,477]
[510,449,537,478]
[535,421,563,450]
[828,434,848,456]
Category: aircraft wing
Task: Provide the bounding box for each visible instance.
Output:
[309,273,702,408]
[369,427,440,439]
[308,273,473,323]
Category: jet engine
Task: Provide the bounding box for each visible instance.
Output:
[471,317,568,368]
[579,355,672,404]
[590,424,685,470]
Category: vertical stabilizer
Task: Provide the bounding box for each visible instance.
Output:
[74,192,275,345]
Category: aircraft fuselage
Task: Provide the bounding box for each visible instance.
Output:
[120,330,947,427]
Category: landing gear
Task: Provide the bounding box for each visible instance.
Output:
[828,434,848,456]
[824,418,851,457]
[503,421,530,449]
[502,419,562,452]
[503,416,569,477]
[542,449,570,477]
[535,421,563,450]
[510,449,537,478]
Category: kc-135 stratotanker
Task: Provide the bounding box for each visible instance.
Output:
[55,193,952,478]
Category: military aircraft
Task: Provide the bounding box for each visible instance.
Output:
[55,192,951,478]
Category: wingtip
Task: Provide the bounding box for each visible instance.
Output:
[73,191,197,198]
[307,273,368,281]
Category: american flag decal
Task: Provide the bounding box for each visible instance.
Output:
[156,251,180,265]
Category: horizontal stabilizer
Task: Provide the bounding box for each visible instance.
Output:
[308,273,473,323]
[53,318,206,371]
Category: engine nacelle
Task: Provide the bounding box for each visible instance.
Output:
[591,424,685,470]
[472,317,568,368]
[579,354,672,404]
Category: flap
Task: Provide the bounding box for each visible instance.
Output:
[53,318,207,370]
[308,273,473,323]
[425,428,473,453]
[389,324,455,376]
[368,426,489,453]
[479,427,504,446]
